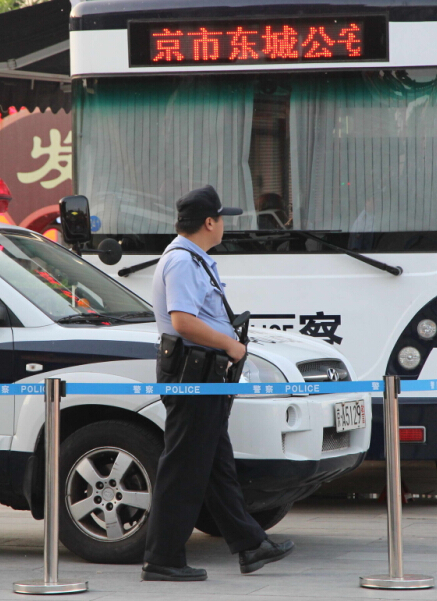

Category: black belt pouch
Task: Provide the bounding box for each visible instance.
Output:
[179,347,208,383]
[160,333,184,376]
[204,352,228,384]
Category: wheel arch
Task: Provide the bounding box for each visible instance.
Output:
[26,404,164,520]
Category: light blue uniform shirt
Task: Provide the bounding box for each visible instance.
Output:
[152,235,235,345]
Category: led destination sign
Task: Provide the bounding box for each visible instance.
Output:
[129,16,387,67]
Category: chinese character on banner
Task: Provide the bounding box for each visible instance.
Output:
[253,385,262,394]
[133,385,142,394]
[302,26,335,58]
[262,25,298,59]
[145,385,154,394]
[337,23,362,57]
[372,382,380,391]
[152,29,184,62]
[227,26,258,60]
[1,385,9,394]
[17,130,72,189]
[299,311,342,345]
[265,385,274,393]
[188,28,223,61]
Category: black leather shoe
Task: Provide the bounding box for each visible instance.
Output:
[239,538,294,574]
[141,563,207,581]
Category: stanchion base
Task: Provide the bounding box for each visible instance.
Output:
[13,580,88,595]
[360,574,434,589]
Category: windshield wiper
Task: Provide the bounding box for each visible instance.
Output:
[57,313,130,324]
[117,230,402,278]
[223,230,403,276]
[118,258,160,277]
[114,311,155,321]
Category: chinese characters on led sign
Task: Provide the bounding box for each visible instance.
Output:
[129,17,388,67]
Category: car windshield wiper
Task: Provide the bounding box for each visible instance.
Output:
[113,311,155,321]
[222,230,403,276]
[57,313,131,324]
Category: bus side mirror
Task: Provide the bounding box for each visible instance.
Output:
[59,195,91,244]
[97,238,122,265]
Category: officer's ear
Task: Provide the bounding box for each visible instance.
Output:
[204,216,214,231]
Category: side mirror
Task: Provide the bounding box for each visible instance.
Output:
[97,238,123,265]
[59,195,91,244]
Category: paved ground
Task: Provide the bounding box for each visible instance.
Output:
[0,490,435,601]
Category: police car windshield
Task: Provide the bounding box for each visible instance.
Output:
[0,230,155,323]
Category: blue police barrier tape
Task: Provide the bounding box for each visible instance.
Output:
[1,379,436,396]
[0,379,384,395]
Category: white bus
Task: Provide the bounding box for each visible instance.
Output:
[70,0,437,462]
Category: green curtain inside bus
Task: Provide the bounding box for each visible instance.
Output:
[74,77,256,234]
[74,69,437,237]
[290,70,437,235]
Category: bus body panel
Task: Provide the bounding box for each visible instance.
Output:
[69,0,437,461]
[71,22,437,76]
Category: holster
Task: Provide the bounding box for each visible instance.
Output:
[227,351,247,384]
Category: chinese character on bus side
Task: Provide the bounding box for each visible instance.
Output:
[188,27,223,61]
[337,23,362,57]
[302,26,335,58]
[227,26,258,60]
[261,25,298,59]
[299,311,342,345]
[17,130,72,189]
[152,29,184,62]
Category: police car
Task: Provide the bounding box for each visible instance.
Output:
[0,224,371,563]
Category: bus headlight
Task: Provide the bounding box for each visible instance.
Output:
[417,319,437,340]
[240,354,287,384]
[398,346,421,370]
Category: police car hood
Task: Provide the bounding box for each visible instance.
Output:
[247,327,356,382]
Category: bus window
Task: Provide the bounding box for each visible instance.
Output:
[74,69,437,250]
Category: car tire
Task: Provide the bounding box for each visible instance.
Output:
[195,502,293,536]
[59,420,163,564]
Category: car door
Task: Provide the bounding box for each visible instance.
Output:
[0,299,15,483]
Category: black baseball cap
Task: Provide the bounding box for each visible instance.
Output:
[177,185,243,221]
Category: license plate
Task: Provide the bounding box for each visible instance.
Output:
[335,400,366,432]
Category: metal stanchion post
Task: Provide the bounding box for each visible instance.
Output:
[360,375,434,590]
[14,378,88,595]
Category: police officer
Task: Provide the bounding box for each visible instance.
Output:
[141,185,293,582]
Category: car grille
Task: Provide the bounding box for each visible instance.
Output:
[322,427,350,452]
[297,359,351,382]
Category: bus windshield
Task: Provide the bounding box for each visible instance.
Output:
[74,68,437,252]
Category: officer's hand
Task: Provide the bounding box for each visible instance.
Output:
[226,339,247,363]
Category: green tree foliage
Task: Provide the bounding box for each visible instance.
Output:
[0,0,49,14]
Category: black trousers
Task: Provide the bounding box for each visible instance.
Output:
[143,386,266,567]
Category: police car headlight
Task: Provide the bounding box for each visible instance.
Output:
[398,346,421,370]
[240,354,287,384]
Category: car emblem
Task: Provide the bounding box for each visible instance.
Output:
[327,368,340,382]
